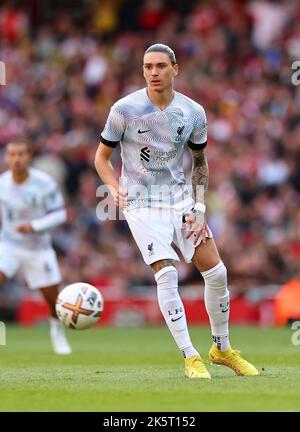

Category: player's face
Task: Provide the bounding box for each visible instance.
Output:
[5,143,31,174]
[143,52,178,93]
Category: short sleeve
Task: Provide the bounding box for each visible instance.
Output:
[187,107,208,150]
[100,105,126,148]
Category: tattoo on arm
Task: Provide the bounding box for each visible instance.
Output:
[191,148,209,204]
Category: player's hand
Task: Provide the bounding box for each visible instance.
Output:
[16,223,34,234]
[114,188,128,208]
[182,209,207,245]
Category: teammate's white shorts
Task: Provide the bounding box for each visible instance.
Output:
[0,242,62,289]
[123,206,213,265]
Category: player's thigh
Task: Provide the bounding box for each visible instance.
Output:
[192,238,221,272]
[172,207,213,265]
[123,207,179,265]
[19,248,62,290]
[151,258,176,273]
[0,243,20,281]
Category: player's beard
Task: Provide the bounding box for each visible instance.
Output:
[12,167,29,182]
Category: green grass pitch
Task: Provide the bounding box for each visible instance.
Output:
[0,325,299,412]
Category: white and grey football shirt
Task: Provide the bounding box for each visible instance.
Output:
[0,168,65,249]
[101,88,207,209]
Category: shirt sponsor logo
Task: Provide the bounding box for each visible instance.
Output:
[140,146,150,162]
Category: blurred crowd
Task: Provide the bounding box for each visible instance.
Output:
[1,0,300,305]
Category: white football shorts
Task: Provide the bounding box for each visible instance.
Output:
[0,242,62,289]
[123,205,213,265]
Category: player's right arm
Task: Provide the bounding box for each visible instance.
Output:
[95,104,128,208]
[94,143,127,208]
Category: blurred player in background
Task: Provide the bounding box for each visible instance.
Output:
[0,140,71,355]
[95,43,259,378]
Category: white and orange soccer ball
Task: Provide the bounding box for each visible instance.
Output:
[56,282,104,330]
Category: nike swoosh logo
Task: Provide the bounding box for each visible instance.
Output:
[138,129,151,134]
[221,307,229,313]
[171,315,184,322]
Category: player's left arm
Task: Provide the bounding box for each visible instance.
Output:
[183,147,209,244]
[191,147,209,204]
[183,106,209,245]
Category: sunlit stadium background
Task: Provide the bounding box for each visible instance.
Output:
[1,0,300,328]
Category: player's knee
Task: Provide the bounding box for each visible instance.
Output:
[201,261,228,291]
[155,265,178,291]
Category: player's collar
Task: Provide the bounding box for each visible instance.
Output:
[144,88,176,111]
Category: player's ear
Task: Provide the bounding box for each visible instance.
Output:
[173,63,179,77]
[143,64,149,81]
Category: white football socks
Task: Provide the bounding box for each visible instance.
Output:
[50,317,72,355]
[212,335,230,352]
[201,261,230,352]
[155,266,199,359]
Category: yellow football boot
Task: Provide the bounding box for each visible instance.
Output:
[209,345,259,376]
[184,355,211,379]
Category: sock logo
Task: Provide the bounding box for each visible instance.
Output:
[171,315,183,322]
[168,307,183,321]
[221,301,229,313]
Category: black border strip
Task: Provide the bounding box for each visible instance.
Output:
[187,140,207,150]
[100,135,119,148]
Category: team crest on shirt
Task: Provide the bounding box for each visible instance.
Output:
[148,242,154,256]
[175,125,185,141]
[44,263,52,273]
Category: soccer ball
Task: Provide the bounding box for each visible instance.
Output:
[56,282,104,330]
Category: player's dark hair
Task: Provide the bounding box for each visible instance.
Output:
[7,137,33,153]
[144,44,176,65]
